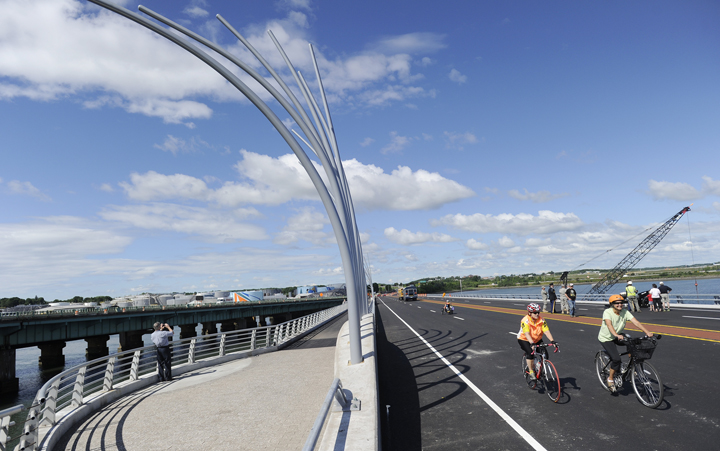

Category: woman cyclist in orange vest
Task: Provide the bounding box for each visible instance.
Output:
[518,303,558,378]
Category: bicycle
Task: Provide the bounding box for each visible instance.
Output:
[521,342,561,402]
[594,334,663,408]
[441,305,454,315]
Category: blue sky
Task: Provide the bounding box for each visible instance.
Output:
[1,0,719,300]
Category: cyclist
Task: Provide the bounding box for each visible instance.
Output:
[444,299,454,313]
[517,303,558,379]
[598,294,654,392]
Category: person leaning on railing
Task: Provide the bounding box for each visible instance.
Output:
[151,322,174,382]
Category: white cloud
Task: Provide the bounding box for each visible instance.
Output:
[433,210,584,235]
[99,203,266,242]
[6,180,51,201]
[647,180,700,201]
[154,135,211,155]
[381,131,411,154]
[701,176,720,196]
[384,227,457,245]
[418,57,434,67]
[100,183,114,192]
[273,208,333,246]
[448,68,467,84]
[0,0,438,124]
[647,176,720,201]
[497,236,515,247]
[183,6,209,18]
[466,238,488,250]
[119,150,475,211]
[444,131,477,150]
[370,32,446,54]
[508,188,570,203]
[360,137,375,147]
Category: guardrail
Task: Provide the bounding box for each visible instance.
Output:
[425,293,720,306]
[0,296,346,321]
[12,303,347,451]
[1,405,25,451]
[303,378,360,451]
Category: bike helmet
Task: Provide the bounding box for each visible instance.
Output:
[609,294,625,304]
[527,303,541,313]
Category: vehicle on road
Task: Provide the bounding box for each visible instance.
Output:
[441,304,454,314]
[398,285,418,302]
[595,334,664,408]
[521,342,561,402]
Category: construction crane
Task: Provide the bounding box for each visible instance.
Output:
[581,205,691,300]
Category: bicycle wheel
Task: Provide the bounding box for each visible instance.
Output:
[543,360,561,402]
[521,355,537,389]
[632,361,663,408]
[595,351,611,392]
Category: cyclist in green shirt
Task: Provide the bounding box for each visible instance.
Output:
[598,294,653,392]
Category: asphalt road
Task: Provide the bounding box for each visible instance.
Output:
[376,296,719,451]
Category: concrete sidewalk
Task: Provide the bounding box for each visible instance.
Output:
[55,314,346,451]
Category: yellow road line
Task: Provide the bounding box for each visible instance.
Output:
[418,298,720,342]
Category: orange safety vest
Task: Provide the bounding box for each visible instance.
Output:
[517,315,549,342]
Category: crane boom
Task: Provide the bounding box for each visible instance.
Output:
[583,206,691,299]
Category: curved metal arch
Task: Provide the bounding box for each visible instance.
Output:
[87,0,365,363]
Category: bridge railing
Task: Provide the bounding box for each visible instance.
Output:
[14,303,347,451]
[424,293,720,306]
[0,296,346,321]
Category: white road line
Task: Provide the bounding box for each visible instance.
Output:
[682,316,720,320]
[379,300,547,451]
[430,310,436,313]
[418,306,422,308]
[508,332,517,335]
[513,304,524,306]
[454,317,465,320]
[484,302,491,304]
[580,308,589,310]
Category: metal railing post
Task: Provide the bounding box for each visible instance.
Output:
[219,334,226,357]
[129,351,141,381]
[250,329,257,351]
[103,357,116,392]
[71,366,87,408]
[188,339,196,364]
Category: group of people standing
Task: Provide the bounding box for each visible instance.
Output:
[540,283,577,317]
[624,280,672,312]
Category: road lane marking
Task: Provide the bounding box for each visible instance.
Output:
[381,300,547,451]
[430,310,436,313]
[454,317,464,320]
[683,316,720,320]
[484,302,491,304]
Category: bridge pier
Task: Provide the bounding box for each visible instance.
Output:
[179,324,197,339]
[38,341,66,369]
[0,347,19,395]
[202,322,218,336]
[220,320,235,332]
[85,335,110,360]
[118,330,144,352]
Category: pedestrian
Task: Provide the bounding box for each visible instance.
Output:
[548,283,557,313]
[659,282,672,311]
[566,283,577,317]
[625,281,640,312]
[649,284,661,313]
[559,284,568,314]
[541,286,549,312]
[151,322,174,382]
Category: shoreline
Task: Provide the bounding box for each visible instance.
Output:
[435,275,718,293]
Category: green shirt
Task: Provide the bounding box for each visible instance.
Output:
[598,308,635,342]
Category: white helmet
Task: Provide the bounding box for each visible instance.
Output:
[627,281,633,285]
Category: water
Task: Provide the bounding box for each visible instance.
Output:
[456,277,720,297]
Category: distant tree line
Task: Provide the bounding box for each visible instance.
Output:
[0,296,47,308]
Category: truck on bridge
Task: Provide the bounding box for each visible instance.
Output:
[398,285,418,302]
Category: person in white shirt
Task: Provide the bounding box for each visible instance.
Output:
[151,322,174,381]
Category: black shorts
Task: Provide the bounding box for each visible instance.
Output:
[518,338,543,358]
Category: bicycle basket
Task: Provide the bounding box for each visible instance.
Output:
[628,338,656,360]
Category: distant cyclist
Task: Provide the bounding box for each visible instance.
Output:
[518,303,558,378]
[444,299,454,314]
[598,294,654,392]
